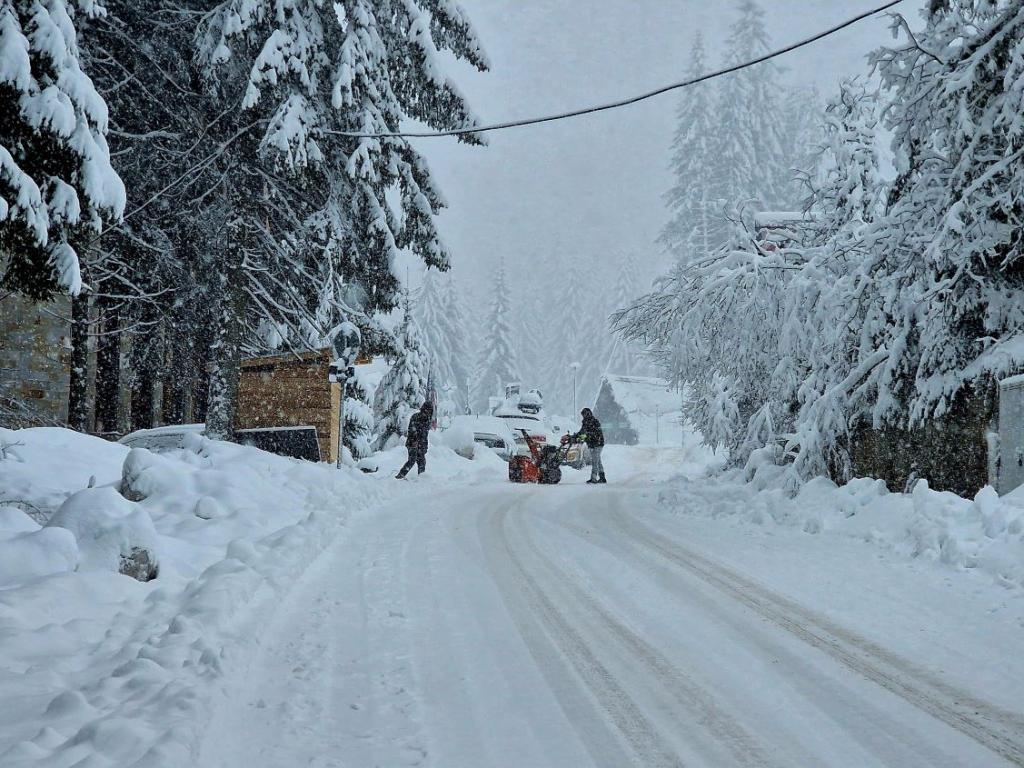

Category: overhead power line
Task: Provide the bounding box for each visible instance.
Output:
[326,0,907,140]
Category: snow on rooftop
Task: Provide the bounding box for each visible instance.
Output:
[598,375,689,446]
[753,211,811,228]
[600,375,681,417]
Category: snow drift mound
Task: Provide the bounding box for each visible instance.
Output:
[0,427,392,768]
[47,487,160,581]
[662,471,1024,592]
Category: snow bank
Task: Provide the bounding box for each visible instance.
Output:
[434,420,476,459]
[47,487,160,580]
[0,526,78,588]
[660,471,1024,592]
[0,427,127,520]
[0,427,397,768]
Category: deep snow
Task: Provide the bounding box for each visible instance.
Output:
[1,428,1023,767]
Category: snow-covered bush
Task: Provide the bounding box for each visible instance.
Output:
[0,506,78,587]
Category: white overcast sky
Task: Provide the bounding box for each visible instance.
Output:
[407,0,927,295]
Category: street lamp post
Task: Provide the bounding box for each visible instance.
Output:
[569,362,581,414]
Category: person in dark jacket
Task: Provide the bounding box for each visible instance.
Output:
[572,407,606,484]
[396,402,433,479]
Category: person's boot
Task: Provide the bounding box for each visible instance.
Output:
[586,477,598,484]
[598,473,607,484]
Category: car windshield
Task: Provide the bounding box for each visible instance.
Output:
[497,414,539,421]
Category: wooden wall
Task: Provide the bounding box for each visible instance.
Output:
[237,349,338,462]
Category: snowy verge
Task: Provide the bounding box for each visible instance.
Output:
[657,468,1024,593]
[0,427,411,768]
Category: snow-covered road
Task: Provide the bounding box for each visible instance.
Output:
[198,460,1024,768]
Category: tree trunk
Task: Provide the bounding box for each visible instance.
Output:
[162,321,186,425]
[205,238,246,441]
[95,302,121,434]
[130,364,155,431]
[67,293,91,431]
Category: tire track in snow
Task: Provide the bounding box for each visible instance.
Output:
[546,508,970,767]
[480,498,676,768]
[609,505,1024,767]
[482,496,778,768]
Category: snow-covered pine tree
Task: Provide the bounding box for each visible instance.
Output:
[0,0,125,298]
[780,85,822,197]
[513,273,553,403]
[660,33,724,264]
[198,0,488,309]
[604,252,644,377]
[195,0,488,437]
[416,268,472,412]
[546,257,588,414]
[374,291,429,448]
[714,0,791,210]
[861,0,1024,428]
[473,265,520,412]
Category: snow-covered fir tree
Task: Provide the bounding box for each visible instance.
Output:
[660,33,724,263]
[603,252,645,377]
[194,0,488,437]
[473,266,520,412]
[545,257,588,414]
[714,0,793,209]
[513,279,550,403]
[0,0,125,298]
[374,291,429,448]
[416,268,472,413]
[863,0,1024,428]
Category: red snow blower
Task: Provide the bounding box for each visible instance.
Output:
[508,430,577,485]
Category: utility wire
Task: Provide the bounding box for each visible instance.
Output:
[326,0,907,140]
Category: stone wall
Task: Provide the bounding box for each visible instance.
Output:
[0,293,71,426]
[848,388,995,497]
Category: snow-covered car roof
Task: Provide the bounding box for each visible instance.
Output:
[118,424,205,453]
[450,415,516,437]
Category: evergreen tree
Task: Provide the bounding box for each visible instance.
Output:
[513,275,550,401]
[714,0,790,209]
[0,0,125,298]
[416,268,472,412]
[660,34,724,263]
[374,291,429,448]
[604,252,644,376]
[548,256,587,413]
[781,85,823,196]
[473,266,520,412]
[195,0,488,437]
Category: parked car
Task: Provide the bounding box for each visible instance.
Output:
[449,415,518,461]
[493,412,556,458]
[118,424,204,452]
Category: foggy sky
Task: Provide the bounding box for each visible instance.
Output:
[408,0,928,302]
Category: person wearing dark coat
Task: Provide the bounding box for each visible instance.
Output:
[572,407,606,484]
[396,402,433,479]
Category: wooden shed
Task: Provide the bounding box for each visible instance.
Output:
[237,349,340,463]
